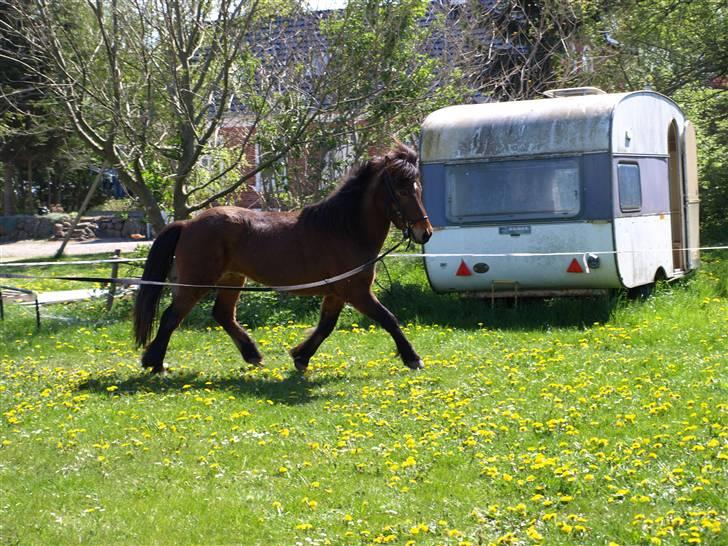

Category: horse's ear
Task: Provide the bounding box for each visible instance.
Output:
[393,139,418,166]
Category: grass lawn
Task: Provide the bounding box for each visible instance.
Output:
[0,249,726,545]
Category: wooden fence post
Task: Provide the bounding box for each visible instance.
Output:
[106,249,121,311]
[55,166,106,259]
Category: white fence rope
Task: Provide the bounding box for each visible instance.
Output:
[0,246,726,268]
[0,257,146,267]
[390,245,728,258]
[0,244,725,294]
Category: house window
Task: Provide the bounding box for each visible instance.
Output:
[617,162,641,212]
[445,157,581,223]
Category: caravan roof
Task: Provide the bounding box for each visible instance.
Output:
[420,91,684,163]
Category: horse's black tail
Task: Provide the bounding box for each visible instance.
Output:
[133,222,183,347]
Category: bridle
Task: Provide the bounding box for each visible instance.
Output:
[380,165,429,240]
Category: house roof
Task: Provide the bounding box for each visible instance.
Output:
[227,0,519,113]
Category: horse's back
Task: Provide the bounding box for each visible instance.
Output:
[173,206,304,283]
[194,206,297,230]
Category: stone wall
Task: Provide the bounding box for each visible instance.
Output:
[0,213,148,243]
[0,214,71,243]
[93,215,147,238]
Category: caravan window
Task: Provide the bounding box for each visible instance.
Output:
[617,162,642,212]
[445,157,581,223]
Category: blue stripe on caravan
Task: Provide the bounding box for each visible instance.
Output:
[612,156,670,217]
[582,153,613,220]
[421,163,448,226]
[422,153,614,228]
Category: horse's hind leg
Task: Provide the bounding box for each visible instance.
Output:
[290,295,344,371]
[142,286,209,373]
[212,281,263,366]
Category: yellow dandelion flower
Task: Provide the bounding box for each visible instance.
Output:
[526,526,544,542]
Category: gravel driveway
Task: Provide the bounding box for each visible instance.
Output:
[0,238,152,262]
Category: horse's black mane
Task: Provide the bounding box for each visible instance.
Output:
[299,142,418,238]
[298,161,377,236]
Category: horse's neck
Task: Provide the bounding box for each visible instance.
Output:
[360,182,391,253]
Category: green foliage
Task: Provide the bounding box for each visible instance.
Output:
[92,198,138,213]
[581,0,726,94]
[250,0,469,207]
[677,89,728,244]
[575,0,728,243]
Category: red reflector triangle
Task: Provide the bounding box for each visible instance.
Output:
[456,260,472,276]
[567,258,583,273]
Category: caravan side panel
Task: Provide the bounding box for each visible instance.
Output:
[612,155,675,286]
[683,121,701,271]
[424,222,620,291]
[613,215,673,287]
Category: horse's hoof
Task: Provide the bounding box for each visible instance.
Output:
[142,359,167,373]
[245,357,263,367]
[149,363,169,375]
[293,357,309,372]
[405,359,424,370]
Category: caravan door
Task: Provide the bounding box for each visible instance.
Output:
[682,121,700,271]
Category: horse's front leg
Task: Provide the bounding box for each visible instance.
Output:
[347,290,423,370]
[290,295,344,371]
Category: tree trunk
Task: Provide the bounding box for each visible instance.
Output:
[3,161,17,215]
[173,176,190,223]
[47,167,52,206]
[117,170,167,235]
[24,158,34,212]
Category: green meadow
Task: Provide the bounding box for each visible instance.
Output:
[1,251,726,545]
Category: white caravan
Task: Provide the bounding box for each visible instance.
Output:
[420,88,700,297]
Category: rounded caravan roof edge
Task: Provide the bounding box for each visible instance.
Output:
[614,89,685,113]
[610,91,687,156]
[420,91,679,163]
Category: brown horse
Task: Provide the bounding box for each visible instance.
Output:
[133,142,433,374]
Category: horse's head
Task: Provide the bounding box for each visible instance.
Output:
[380,142,433,244]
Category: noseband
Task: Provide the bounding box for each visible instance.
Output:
[381,166,429,240]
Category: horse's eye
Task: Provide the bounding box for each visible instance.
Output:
[396,189,409,198]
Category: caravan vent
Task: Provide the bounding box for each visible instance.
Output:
[543,87,606,98]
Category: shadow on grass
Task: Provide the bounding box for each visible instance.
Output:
[179,283,617,332]
[377,282,618,330]
[3,280,619,339]
[76,368,338,406]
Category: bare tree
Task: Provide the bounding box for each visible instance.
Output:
[0,0,458,229]
[1,1,264,229]
[432,0,585,101]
